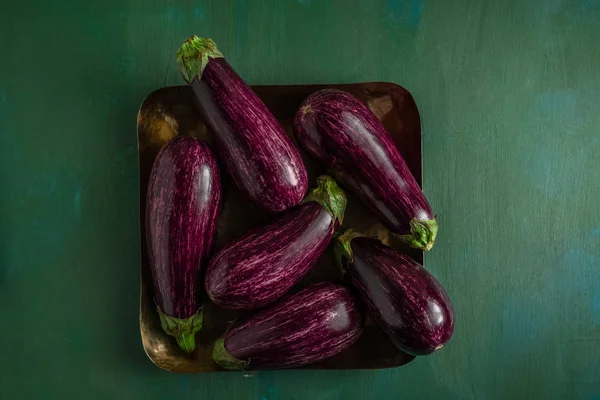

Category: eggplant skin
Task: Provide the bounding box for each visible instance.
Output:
[294,89,437,250]
[177,36,308,213]
[340,235,453,356]
[205,176,346,310]
[206,203,335,309]
[214,282,364,370]
[146,135,221,320]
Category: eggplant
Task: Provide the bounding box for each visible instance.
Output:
[334,230,453,355]
[146,135,221,352]
[205,175,346,310]
[176,35,308,213]
[213,282,363,370]
[293,89,437,250]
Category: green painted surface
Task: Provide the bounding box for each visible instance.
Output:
[1,0,599,399]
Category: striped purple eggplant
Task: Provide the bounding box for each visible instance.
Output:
[146,135,221,353]
[205,175,346,310]
[213,282,363,370]
[176,35,308,213]
[334,230,454,355]
[294,89,437,251]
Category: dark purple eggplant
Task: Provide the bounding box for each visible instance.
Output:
[205,175,346,310]
[146,135,221,353]
[176,35,308,213]
[334,230,453,355]
[213,282,363,370]
[294,89,437,250]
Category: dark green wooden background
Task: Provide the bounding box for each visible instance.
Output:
[1,0,599,399]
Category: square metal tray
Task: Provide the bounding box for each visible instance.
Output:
[137,82,423,372]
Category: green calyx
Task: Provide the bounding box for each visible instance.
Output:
[333,229,367,272]
[157,306,203,353]
[176,35,224,83]
[399,218,438,251]
[212,337,249,370]
[303,175,347,226]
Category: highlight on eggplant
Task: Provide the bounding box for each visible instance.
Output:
[146,135,222,353]
[205,176,346,310]
[294,89,437,250]
[176,35,308,213]
[334,229,453,356]
[212,282,364,370]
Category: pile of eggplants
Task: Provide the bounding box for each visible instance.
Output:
[143,35,454,369]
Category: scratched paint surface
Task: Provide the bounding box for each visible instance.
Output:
[0,0,598,399]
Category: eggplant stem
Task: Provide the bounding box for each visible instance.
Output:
[212,337,249,370]
[399,218,438,251]
[157,307,203,353]
[176,35,224,83]
[303,175,347,226]
[176,332,197,353]
[333,229,367,272]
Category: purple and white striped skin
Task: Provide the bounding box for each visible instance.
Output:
[212,282,364,370]
[294,89,438,251]
[334,230,454,356]
[176,36,308,213]
[146,135,221,353]
[205,176,346,310]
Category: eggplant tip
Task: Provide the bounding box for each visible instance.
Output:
[184,34,200,43]
[175,332,198,353]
